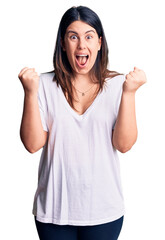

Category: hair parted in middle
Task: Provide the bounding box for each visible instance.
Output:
[52,6,123,112]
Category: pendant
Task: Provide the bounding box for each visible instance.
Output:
[82,93,85,96]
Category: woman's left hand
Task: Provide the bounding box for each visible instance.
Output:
[123,67,147,93]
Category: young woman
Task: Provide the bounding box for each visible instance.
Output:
[18,6,147,240]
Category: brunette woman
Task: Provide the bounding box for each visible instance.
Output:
[18,6,147,240]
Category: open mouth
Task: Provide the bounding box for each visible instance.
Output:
[75,54,89,67]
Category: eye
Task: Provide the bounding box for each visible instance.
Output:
[70,35,78,40]
[86,35,93,39]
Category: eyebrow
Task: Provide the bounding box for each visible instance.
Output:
[67,30,96,35]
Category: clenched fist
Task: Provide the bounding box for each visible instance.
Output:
[18,67,40,94]
[123,67,147,93]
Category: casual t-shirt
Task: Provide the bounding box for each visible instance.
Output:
[32,71,126,226]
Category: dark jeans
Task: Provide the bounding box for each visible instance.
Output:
[34,215,124,240]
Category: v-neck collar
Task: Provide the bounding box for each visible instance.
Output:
[58,83,106,120]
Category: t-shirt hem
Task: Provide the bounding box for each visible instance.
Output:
[32,209,125,226]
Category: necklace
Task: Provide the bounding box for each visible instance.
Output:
[71,82,95,96]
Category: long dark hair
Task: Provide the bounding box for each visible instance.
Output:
[52,6,122,112]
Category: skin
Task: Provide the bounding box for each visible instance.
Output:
[18,20,147,153]
[112,67,147,152]
[62,20,102,87]
[18,67,48,153]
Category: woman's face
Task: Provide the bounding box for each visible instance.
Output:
[62,20,102,78]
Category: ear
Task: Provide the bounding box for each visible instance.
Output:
[60,39,66,51]
[98,36,102,51]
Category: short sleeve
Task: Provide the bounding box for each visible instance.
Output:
[38,74,48,132]
[112,74,126,130]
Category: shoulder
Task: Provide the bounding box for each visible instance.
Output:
[104,74,125,92]
[39,71,56,89]
[105,74,125,86]
[40,71,55,82]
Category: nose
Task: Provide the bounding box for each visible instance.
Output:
[77,37,86,49]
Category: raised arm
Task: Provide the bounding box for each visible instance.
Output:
[112,67,147,153]
[18,67,48,153]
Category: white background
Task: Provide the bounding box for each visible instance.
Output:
[0,0,165,239]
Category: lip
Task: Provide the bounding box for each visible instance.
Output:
[75,54,89,69]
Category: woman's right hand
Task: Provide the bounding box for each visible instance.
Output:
[18,67,40,94]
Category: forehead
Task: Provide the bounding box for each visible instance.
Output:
[66,20,96,34]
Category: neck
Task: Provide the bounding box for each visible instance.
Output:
[72,73,95,88]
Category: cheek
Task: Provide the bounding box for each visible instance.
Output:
[65,49,74,62]
[90,47,99,61]
[90,41,100,54]
[66,45,75,59]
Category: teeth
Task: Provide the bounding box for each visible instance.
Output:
[76,55,88,57]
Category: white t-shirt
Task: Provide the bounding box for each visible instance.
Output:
[32,72,126,226]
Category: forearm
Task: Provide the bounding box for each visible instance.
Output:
[20,92,47,153]
[112,91,138,153]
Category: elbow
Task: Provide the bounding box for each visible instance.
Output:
[112,132,138,153]
[20,137,40,154]
[118,146,132,153]
[113,140,137,153]
[20,132,43,154]
[23,144,39,154]
[112,143,131,153]
[117,139,137,153]
[27,148,38,154]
